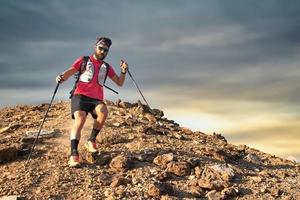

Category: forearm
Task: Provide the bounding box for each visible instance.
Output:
[116,72,126,86]
[61,67,77,81]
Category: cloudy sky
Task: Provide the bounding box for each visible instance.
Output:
[0,0,300,160]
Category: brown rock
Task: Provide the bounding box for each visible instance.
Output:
[213,132,227,143]
[197,164,235,191]
[188,180,205,197]
[0,126,10,134]
[109,154,132,172]
[22,130,59,143]
[135,150,158,162]
[197,179,223,191]
[153,153,174,167]
[245,153,263,165]
[271,188,283,197]
[85,152,96,164]
[147,183,162,197]
[98,172,112,186]
[96,154,112,166]
[110,174,128,187]
[152,108,164,118]
[144,113,157,123]
[155,171,172,181]
[166,161,191,176]
[0,145,18,164]
[206,190,222,200]
[181,127,193,134]
[209,164,235,182]
[118,101,133,109]
[147,182,174,197]
[143,126,164,135]
[213,150,227,162]
[160,195,178,200]
[195,166,203,178]
[221,187,239,199]
[173,132,185,140]
[0,196,23,200]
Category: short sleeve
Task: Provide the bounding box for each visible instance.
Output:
[71,56,83,71]
[108,65,117,78]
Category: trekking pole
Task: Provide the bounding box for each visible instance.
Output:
[127,69,151,109]
[27,82,60,163]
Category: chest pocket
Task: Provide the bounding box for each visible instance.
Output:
[98,63,109,86]
[79,60,94,82]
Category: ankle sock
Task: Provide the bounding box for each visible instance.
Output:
[70,139,79,156]
[89,128,100,142]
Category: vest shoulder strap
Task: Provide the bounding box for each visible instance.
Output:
[102,61,119,94]
[81,56,89,72]
[102,61,110,84]
[69,56,89,99]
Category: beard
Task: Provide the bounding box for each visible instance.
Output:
[94,52,107,60]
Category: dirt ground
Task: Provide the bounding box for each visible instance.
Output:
[0,100,299,200]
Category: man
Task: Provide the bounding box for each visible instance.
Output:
[56,37,128,167]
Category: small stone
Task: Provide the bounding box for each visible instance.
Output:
[155,171,171,181]
[160,195,176,200]
[221,187,238,198]
[98,172,112,186]
[206,190,222,200]
[195,166,203,178]
[104,189,112,197]
[0,196,23,200]
[110,174,128,187]
[251,176,263,183]
[166,161,191,176]
[0,127,10,134]
[118,101,133,109]
[173,132,184,140]
[147,183,161,197]
[245,153,263,165]
[153,153,174,167]
[112,122,121,127]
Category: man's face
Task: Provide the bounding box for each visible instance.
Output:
[94,44,109,60]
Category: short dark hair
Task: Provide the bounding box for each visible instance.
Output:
[96,37,112,47]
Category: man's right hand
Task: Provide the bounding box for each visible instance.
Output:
[56,74,65,83]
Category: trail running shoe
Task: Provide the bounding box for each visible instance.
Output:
[85,140,98,153]
[68,155,80,167]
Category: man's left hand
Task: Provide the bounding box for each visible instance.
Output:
[120,60,128,73]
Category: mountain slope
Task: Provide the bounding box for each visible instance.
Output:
[0,100,299,200]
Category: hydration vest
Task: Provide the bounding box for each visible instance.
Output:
[69,56,118,98]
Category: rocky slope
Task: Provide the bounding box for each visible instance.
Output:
[0,100,299,200]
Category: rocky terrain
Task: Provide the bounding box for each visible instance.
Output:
[0,100,299,200]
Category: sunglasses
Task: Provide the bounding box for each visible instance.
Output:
[97,46,109,52]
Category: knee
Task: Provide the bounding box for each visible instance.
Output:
[99,105,108,116]
[74,112,87,126]
[102,106,108,117]
[96,106,108,121]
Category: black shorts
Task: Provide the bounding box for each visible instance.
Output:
[71,94,104,119]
